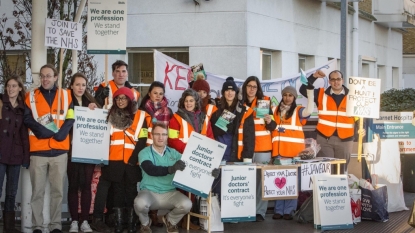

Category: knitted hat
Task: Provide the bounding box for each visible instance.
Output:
[281,86,298,99]
[221,77,238,95]
[192,79,210,94]
[113,87,134,101]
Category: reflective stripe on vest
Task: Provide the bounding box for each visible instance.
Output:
[317,89,354,138]
[173,113,208,144]
[236,106,253,159]
[248,97,272,152]
[29,89,68,121]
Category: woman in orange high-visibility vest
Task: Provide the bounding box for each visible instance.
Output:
[241,76,277,222]
[167,88,215,230]
[271,86,314,221]
[92,87,151,233]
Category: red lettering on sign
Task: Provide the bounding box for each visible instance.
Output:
[164,62,191,91]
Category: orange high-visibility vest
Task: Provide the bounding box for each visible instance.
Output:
[204,104,217,131]
[247,96,272,152]
[25,88,72,152]
[101,80,140,109]
[109,110,152,164]
[171,113,208,144]
[236,106,254,160]
[271,106,306,157]
[316,88,354,139]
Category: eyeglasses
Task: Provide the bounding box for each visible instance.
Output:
[40,75,54,79]
[329,78,342,82]
[247,84,258,90]
[115,97,128,102]
[152,133,168,137]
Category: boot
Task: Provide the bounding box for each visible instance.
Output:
[126,208,138,233]
[149,210,163,227]
[90,217,111,233]
[3,211,21,233]
[181,215,200,230]
[114,208,124,233]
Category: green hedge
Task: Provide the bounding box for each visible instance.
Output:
[380,88,415,112]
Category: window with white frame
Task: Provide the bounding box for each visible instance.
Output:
[261,50,272,80]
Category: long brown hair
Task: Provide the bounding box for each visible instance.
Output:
[69,72,100,108]
[5,75,26,101]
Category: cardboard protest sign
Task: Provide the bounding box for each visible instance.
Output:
[300,162,331,191]
[313,174,354,230]
[172,132,225,198]
[72,106,110,164]
[87,0,127,54]
[45,18,82,50]
[221,166,256,222]
[346,77,381,118]
[262,166,298,200]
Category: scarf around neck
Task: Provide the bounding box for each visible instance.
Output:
[145,96,170,126]
[279,102,291,120]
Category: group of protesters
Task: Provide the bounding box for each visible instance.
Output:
[0,59,360,233]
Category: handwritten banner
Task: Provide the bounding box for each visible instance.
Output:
[261,166,298,200]
[154,50,337,113]
[45,18,82,50]
[172,132,225,198]
[300,162,331,191]
[221,166,256,222]
[346,76,381,118]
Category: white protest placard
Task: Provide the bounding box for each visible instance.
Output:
[87,0,127,54]
[72,106,110,164]
[313,174,353,231]
[221,166,256,222]
[262,166,298,200]
[346,76,381,118]
[300,162,331,191]
[172,132,226,198]
[45,18,82,50]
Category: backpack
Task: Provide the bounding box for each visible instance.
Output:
[293,195,314,223]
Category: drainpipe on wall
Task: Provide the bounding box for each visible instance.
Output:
[352,1,359,77]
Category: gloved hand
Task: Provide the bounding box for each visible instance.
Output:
[168,160,186,174]
[211,168,220,179]
[103,86,110,97]
[306,82,314,90]
[22,164,29,169]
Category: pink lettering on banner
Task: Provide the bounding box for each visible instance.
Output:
[164,62,192,90]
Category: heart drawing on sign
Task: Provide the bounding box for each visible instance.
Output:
[274,177,286,189]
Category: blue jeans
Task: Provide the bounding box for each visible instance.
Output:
[274,199,298,215]
[0,163,21,211]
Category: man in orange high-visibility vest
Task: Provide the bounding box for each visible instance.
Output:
[95,60,140,108]
[300,70,358,173]
[24,64,75,233]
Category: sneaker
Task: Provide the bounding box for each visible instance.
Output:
[283,214,293,220]
[162,216,179,233]
[139,219,152,233]
[255,214,265,222]
[69,221,79,232]
[272,213,283,220]
[80,220,93,232]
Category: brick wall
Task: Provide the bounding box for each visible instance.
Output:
[404,28,415,54]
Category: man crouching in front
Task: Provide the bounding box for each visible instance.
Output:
[134,122,191,233]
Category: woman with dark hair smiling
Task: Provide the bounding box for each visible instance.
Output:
[0,75,29,232]
[139,81,172,127]
[241,76,276,222]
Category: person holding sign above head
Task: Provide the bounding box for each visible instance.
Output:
[271,86,314,220]
[210,77,255,195]
[241,76,276,222]
[299,70,362,173]
[0,75,29,233]
[91,87,151,233]
[134,122,193,233]
[94,60,140,108]
[23,64,75,233]
[67,73,100,233]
